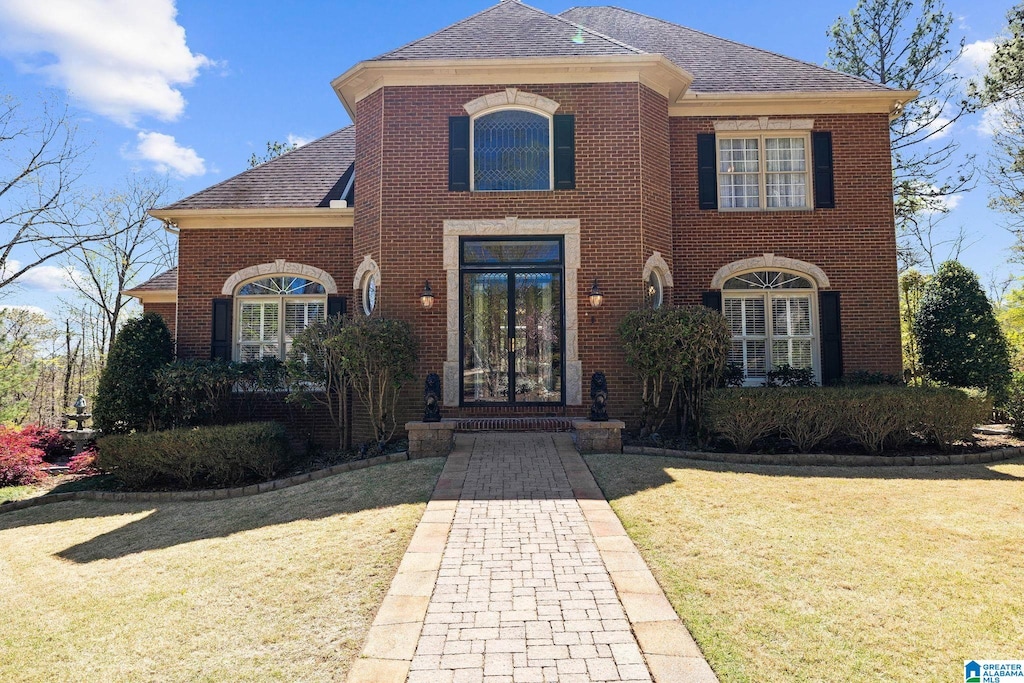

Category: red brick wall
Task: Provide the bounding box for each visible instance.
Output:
[353,82,672,431]
[175,227,353,360]
[670,114,902,376]
[143,302,177,339]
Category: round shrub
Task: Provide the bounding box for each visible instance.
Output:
[0,426,45,485]
[914,261,1011,396]
[93,313,174,434]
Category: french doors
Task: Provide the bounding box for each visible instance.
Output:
[460,238,564,405]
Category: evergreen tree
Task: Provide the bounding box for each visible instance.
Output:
[93,313,173,433]
[827,0,975,269]
[914,261,1011,394]
[975,4,1024,254]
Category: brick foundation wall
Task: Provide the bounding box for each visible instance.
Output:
[669,114,902,377]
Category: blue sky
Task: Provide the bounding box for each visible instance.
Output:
[0,0,1017,316]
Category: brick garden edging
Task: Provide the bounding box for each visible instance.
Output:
[0,450,432,516]
[622,445,1024,467]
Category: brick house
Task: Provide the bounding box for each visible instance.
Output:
[131,1,914,438]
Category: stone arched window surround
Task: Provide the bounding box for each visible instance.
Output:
[443,217,582,407]
[642,251,674,288]
[353,255,381,315]
[222,260,338,295]
[710,253,830,290]
[463,88,560,116]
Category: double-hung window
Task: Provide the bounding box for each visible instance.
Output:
[235,276,327,361]
[722,270,817,383]
[718,134,811,210]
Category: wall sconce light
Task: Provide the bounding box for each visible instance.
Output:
[589,279,604,308]
[420,280,434,309]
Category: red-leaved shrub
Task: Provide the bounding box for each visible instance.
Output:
[0,426,45,485]
[68,445,99,474]
[21,424,75,462]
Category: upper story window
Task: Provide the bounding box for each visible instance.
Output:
[449,90,574,193]
[718,134,810,210]
[236,276,326,361]
[473,109,551,191]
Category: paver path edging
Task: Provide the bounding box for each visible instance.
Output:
[623,444,1024,467]
[348,433,717,683]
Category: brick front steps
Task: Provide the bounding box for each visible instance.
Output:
[623,445,1024,467]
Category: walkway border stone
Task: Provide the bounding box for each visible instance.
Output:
[623,444,1024,467]
[347,436,473,683]
[0,450,425,516]
[554,435,718,683]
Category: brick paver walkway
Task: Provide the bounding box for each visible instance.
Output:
[348,433,717,683]
[410,434,648,682]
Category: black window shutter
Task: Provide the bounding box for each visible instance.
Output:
[449,116,470,192]
[701,291,722,311]
[812,131,835,209]
[327,295,347,319]
[819,291,843,385]
[211,298,232,361]
[553,114,575,190]
[697,133,718,210]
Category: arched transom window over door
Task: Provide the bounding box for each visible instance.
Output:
[722,270,818,383]
[473,109,552,191]
[235,276,326,361]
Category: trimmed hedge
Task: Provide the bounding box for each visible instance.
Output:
[706,386,990,454]
[96,422,290,490]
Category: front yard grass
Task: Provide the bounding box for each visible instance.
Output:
[0,485,37,504]
[586,454,1024,683]
[0,457,443,682]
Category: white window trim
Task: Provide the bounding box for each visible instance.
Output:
[234,278,327,362]
[469,105,555,193]
[722,271,821,385]
[716,131,814,212]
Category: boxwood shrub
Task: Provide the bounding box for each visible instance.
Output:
[96,422,290,490]
[705,386,990,454]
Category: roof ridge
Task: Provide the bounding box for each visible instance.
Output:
[160,125,354,212]
[562,5,892,92]
[372,2,514,60]
[516,0,645,54]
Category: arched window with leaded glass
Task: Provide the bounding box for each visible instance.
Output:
[235,276,327,361]
[722,269,818,383]
[472,108,552,191]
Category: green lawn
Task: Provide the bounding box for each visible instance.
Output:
[0,458,443,682]
[587,454,1024,683]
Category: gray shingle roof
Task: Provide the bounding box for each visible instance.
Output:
[374,0,641,61]
[162,126,355,210]
[128,267,177,292]
[560,6,889,93]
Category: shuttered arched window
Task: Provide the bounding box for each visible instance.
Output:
[235,276,326,361]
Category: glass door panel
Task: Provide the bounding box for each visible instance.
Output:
[462,272,509,403]
[514,272,562,403]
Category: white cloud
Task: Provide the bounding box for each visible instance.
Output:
[960,40,996,76]
[0,0,211,125]
[975,100,1015,137]
[0,304,49,318]
[129,131,206,177]
[287,134,312,148]
[1,259,79,292]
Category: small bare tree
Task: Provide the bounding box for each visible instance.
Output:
[63,175,176,354]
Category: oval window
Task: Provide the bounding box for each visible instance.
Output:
[363,274,377,315]
[647,272,663,309]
